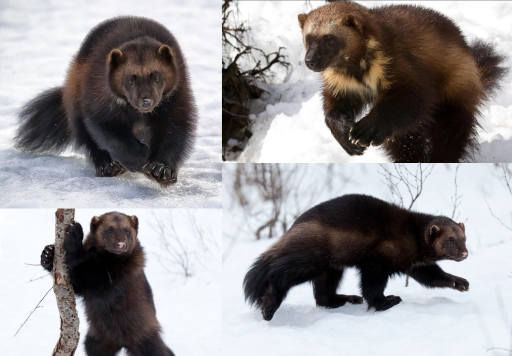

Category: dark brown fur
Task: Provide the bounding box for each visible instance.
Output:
[16,17,197,185]
[298,3,508,162]
[41,212,174,356]
[244,194,469,320]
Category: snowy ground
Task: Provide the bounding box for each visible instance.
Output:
[0,208,222,356]
[0,0,221,207]
[223,163,512,355]
[227,1,512,163]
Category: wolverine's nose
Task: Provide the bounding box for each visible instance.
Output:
[461,251,468,258]
[141,98,152,108]
[305,58,317,69]
[118,242,126,249]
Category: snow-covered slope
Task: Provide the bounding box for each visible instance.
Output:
[229,1,512,163]
[0,209,222,356]
[0,0,221,207]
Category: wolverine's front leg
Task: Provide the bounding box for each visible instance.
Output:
[323,88,367,156]
[349,82,437,148]
[407,264,469,292]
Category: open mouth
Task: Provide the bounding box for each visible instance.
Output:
[137,107,153,113]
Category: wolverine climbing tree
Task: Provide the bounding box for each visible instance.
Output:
[52,209,80,356]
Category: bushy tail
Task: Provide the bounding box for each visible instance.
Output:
[243,254,273,308]
[469,39,509,97]
[14,87,71,153]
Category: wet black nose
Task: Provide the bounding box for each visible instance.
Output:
[141,98,152,108]
[305,58,317,69]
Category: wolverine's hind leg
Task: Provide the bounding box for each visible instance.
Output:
[84,333,121,356]
[428,103,478,163]
[313,268,363,308]
[384,130,431,163]
[359,266,401,311]
[126,332,175,356]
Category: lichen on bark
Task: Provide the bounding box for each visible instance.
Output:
[52,209,80,356]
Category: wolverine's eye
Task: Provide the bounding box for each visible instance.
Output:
[128,79,134,86]
[126,230,130,236]
[108,228,113,234]
[324,35,335,46]
[447,238,454,244]
[154,76,159,83]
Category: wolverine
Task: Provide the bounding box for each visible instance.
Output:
[244,194,469,321]
[298,2,508,162]
[16,16,197,186]
[41,212,175,355]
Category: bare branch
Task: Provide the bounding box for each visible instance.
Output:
[14,286,53,337]
[451,163,463,220]
[484,347,512,354]
[484,197,512,232]
[150,211,193,279]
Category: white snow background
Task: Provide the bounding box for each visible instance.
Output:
[0,208,222,356]
[0,0,221,207]
[226,1,512,163]
[223,163,512,356]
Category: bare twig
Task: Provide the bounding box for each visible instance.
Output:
[14,286,53,337]
[451,164,463,220]
[484,197,512,232]
[484,347,512,354]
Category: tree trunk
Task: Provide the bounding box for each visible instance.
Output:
[52,209,80,356]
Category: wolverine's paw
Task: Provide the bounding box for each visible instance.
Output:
[143,162,177,187]
[65,222,84,249]
[342,141,367,156]
[346,295,364,304]
[373,295,402,311]
[41,244,54,271]
[448,275,469,292]
[95,161,126,177]
[349,117,391,147]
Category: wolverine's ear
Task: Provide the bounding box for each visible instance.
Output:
[430,225,441,236]
[90,216,101,233]
[426,225,441,243]
[298,14,307,30]
[157,45,174,65]
[130,215,139,230]
[342,13,364,33]
[459,222,465,232]
[108,49,125,67]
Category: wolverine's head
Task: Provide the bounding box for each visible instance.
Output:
[107,37,178,113]
[298,3,373,73]
[85,212,139,255]
[426,218,468,262]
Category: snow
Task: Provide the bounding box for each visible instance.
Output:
[228,1,512,163]
[223,163,512,355]
[0,208,222,356]
[0,0,221,207]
